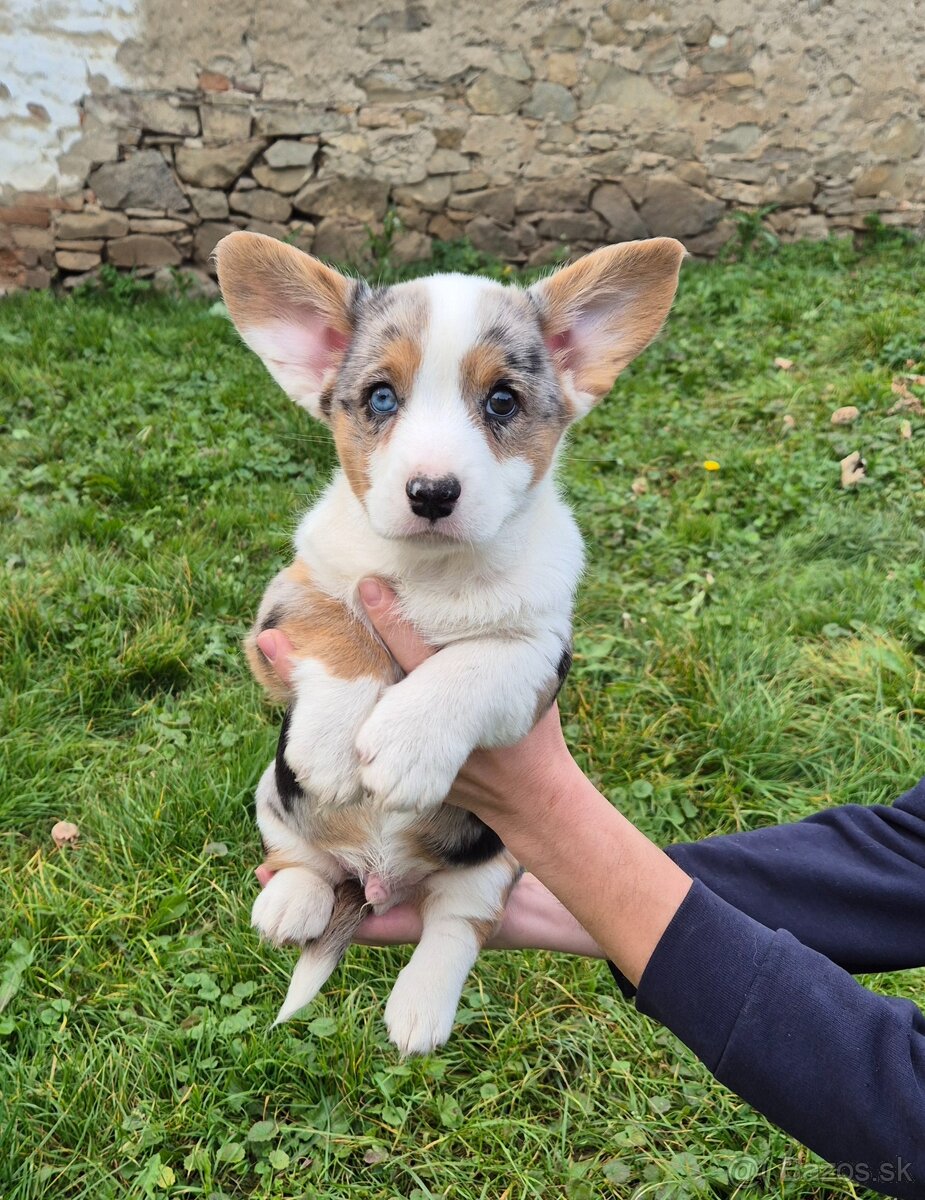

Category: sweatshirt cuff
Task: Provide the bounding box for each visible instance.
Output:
[631,879,777,1071]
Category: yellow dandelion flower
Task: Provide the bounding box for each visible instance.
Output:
[703,460,720,471]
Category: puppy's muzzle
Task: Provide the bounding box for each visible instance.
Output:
[406,475,461,522]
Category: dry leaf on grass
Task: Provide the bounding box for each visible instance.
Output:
[840,451,866,489]
[773,357,794,370]
[900,419,912,440]
[631,476,648,496]
[888,377,925,416]
[782,414,796,431]
[51,821,79,848]
[831,405,859,426]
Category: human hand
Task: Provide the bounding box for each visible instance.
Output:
[254,864,603,957]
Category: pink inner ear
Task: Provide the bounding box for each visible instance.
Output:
[254,315,350,392]
[545,330,575,368]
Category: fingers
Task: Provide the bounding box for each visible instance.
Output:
[353,903,424,947]
[358,578,436,673]
[255,629,296,686]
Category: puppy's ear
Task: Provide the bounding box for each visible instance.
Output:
[529,237,686,416]
[214,232,361,420]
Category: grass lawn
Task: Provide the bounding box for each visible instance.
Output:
[2,230,924,1200]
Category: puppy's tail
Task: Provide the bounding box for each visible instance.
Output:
[274,879,367,1025]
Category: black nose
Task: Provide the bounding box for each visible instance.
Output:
[406,475,462,521]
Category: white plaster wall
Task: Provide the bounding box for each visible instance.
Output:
[0,0,138,193]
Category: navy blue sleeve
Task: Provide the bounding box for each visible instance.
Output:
[665,777,925,973]
[607,779,925,1197]
[633,882,925,1198]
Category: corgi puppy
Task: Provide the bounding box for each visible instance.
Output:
[215,231,684,1055]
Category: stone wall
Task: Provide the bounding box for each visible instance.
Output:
[2,0,924,291]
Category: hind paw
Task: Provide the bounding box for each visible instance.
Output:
[252,868,334,946]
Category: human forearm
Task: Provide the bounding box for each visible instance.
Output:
[476,756,692,987]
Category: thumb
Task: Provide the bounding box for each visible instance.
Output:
[358,578,436,673]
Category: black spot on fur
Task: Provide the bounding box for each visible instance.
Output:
[549,644,573,706]
[274,707,303,814]
[259,605,285,636]
[318,385,333,419]
[425,812,504,867]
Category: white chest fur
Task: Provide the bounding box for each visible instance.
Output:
[294,471,585,644]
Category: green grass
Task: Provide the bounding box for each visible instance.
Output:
[2,232,925,1200]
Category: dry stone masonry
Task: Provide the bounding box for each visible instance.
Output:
[1,0,923,291]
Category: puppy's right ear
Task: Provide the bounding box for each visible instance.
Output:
[214,232,360,420]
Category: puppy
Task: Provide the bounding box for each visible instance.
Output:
[215,231,684,1055]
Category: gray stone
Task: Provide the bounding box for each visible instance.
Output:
[253,107,349,137]
[700,30,754,73]
[107,235,182,268]
[393,176,452,212]
[540,22,584,49]
[450,186,516,224]
[193,222,238,266]
[57,210,129,239]
[828,73,855,97]
[251,163,312,194]
[467,72,531,116]
[642,34,684,73]
[770,174,816,205]
[584,66,676,114]
[708,124,762,155]
[187,188,230,219]
[229,189,293,222]
[522,82,577,122]
[711,161,770,183]
[127,217,189,233]
[638,177,725,237]
[136,98,200,136]
[263,140,318,168]
[516,177,590,212]
[637,130,695,158]
[465,216,522,258]
[854,164,905,198]
[390,230,433,265]
[89,150,189,211]
[534,211,606,241]
[55,249,102,271]
[683,15,713,45]
[427,149,470,174]
[200,106,252,143]
[293,175,389,223]
[877,115,924,160]
[174,139,268,189]
[312,218,369,265]
[590,183,648,240]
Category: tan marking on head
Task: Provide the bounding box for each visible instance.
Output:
[460,341,508,399]
[244,557,397,697]
[378,334,423,398]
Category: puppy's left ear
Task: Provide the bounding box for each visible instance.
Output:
[529,237,686,416]
[214,231,361,421]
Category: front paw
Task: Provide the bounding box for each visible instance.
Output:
[355,695,467,811]
[252,868,334,946]
[288,745,363,808]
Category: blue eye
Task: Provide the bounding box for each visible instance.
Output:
[368,384,398,416]
[485,386,518,421]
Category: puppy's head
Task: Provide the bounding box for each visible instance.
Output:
[215,232,685,545]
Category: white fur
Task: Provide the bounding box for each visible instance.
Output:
[385,855,515,1055]
[285,661,383,806]
[252,867,334,946]
[292,472,582,811]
